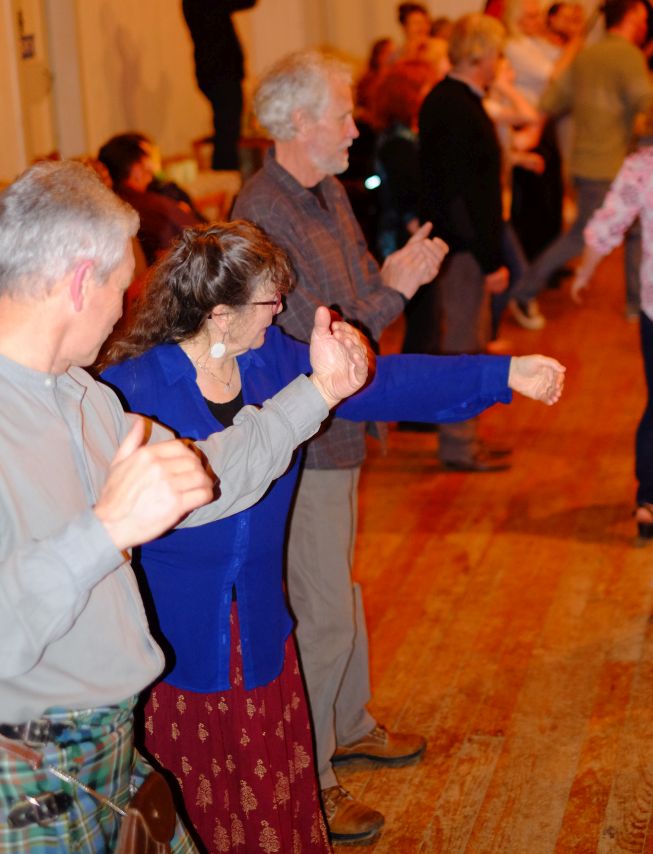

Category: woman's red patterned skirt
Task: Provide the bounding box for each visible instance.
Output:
[141,607,331,853]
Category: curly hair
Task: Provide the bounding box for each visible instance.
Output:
[103,220,295,366]
[254,51,351,141]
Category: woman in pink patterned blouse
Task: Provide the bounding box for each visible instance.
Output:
[572,144,653,540]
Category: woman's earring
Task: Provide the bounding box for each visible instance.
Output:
[210,339,226,359]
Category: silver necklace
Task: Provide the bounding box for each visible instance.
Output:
[194,355,237,390]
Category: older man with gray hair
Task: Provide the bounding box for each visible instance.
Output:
[233,50,448,845]
[419,13,513,472]
[0,160,368,852]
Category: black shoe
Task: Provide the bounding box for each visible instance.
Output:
[441,453,511,473]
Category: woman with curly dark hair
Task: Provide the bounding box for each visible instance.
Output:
[101,221,563,848]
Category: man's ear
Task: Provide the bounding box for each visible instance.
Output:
[291,107,311,138]
[69,261,93,313]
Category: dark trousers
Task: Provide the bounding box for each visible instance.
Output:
[202,79,243,170]
[636,311,653,504]
[511,119,563,261]
[402,279,441,356]
[437,252,490,463]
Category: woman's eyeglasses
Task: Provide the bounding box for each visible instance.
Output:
[249,292,282,310]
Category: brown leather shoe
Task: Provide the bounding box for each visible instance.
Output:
[321,785,384,846]
[332,724,426,769]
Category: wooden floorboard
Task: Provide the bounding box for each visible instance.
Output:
[338,248,653,852]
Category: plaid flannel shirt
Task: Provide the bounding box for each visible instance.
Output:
[233,151,405,469]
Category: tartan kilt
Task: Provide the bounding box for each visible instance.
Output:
[0,699,198,853]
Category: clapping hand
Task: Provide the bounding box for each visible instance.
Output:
[95,416,215,551]
[508,355,566,405]
[381,223,449,299]
[309,306,369,408]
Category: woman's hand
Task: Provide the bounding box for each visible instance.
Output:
[508,355,566,405]
[570,246,604,304]
[309,307,369,408]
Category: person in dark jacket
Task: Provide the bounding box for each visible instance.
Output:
[419,13,511,471]
[182,0,257,170]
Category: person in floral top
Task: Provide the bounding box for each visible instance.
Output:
[572,143,653,539]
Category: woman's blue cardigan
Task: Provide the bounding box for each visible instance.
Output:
[101,325,511,691]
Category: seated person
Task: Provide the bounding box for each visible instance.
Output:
[98,133,203,264]
[124,132,208,222]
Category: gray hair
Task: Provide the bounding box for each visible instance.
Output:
[449,14,506,67]
[0,159,139,298]
[254,50,352,141]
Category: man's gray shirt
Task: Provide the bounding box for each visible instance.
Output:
[0,356,327,722]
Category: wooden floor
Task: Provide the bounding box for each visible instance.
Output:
[341,248,653,853]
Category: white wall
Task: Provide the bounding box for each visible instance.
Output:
[73,0,490,158]
[0,0,28,180]
[74,0,211,159]
[238,0,312,133]
[73,0,318,159]
[45,0,85,158]
[0,0,606,182]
